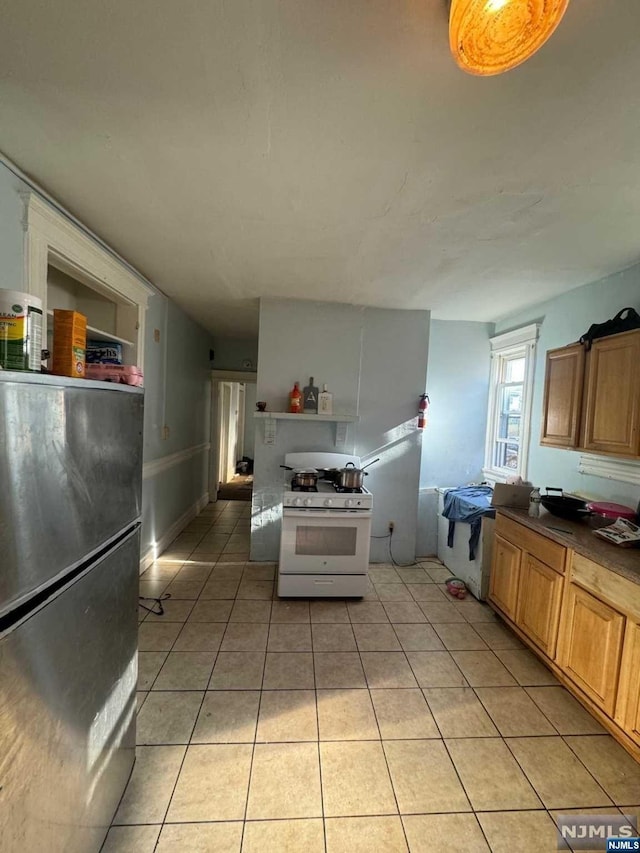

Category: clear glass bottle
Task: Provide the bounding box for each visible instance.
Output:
[318,383,333,415]
[529,487,541,518]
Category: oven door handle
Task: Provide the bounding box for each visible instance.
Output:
[282,509,372,519]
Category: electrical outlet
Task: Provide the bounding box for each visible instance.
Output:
[154,328,161,343]
[162,425,170,440]
[388,521,395,534]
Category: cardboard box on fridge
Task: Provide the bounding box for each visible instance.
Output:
[491,483,532,509]
[52,310,87,378]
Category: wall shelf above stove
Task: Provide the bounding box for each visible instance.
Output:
[253,411,359,447]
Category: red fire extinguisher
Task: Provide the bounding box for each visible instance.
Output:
[418,394,429,429]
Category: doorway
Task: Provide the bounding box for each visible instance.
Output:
[210,371,257,502]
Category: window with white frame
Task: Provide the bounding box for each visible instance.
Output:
[483,324,539,481]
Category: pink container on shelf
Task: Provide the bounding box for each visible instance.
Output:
[85,364,144,386]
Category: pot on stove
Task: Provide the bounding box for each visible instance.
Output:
[338,458,380,490]
[280,465,319,489]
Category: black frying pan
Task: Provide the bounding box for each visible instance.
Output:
[540,487,591,521]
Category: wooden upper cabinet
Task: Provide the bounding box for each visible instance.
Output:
[540,343,585,448]
[581,330,640,457]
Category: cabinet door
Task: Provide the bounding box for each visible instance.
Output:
[489,534,521,621]
[516,554,564,658]
[558,584,625,716]
[615,621,640,746]
[581,330,640,456]
[540,344,585,448]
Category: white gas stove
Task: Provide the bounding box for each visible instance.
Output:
[278,452,373,598]
[283,479,373,512]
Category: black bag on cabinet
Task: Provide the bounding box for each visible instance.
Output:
[579,307,640,350]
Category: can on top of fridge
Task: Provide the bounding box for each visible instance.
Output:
[0,289,43,372]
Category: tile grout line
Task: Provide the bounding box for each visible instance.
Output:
[238,608,270,850]
[311,626,329,853]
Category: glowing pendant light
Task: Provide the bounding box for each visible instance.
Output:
[449,0,570,76]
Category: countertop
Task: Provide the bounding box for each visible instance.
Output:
[497,507,640,586]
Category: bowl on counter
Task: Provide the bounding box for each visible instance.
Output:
[586,501,637,530]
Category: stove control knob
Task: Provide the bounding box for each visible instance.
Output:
[303,498,312,507]
[324,498,333,507]
[293,497,302,507]
[344,499,353,508]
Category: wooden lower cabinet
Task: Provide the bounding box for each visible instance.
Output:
[516,555,563,658]
[615,621,640,746]
[488,534,521,621]
[558,583,625,717]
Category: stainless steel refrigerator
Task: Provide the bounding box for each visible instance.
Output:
[0,372,143,853]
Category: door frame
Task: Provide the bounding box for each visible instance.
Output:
[210,370,257,502]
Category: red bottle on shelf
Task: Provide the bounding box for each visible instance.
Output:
[289,382,302,413]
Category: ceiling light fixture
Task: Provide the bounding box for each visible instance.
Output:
[449,0,571,76]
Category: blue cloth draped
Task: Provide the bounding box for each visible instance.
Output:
[442,486,495,560]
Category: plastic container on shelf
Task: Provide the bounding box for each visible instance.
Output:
[84,364,143,386]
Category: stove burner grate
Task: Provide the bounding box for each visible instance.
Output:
[332,484,364,494]
[291,482,318,492]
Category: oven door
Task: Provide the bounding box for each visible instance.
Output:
[279,509,371,575]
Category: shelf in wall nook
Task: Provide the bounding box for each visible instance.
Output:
[46,309,135,347]
[253,411,359,447]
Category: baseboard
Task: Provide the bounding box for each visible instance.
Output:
[139,492,210,572]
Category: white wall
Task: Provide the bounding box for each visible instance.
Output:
[251,298,430,563]
[494,266,640,507]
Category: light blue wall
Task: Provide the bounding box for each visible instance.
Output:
[0,161,215,562]
[140,296,215,559]
[243,382,257,458]
[252,298,430,563]
[416,319,492,556]
[495,265,640,506]
[421,320,492,488]
[212,336,259,372]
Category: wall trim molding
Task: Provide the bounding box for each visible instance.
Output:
[578,454,640,487]
[139,491,210,572]
[143,442,211,480]
[211,369,257,383]
[490,323,540,352]
[23,192,151,372]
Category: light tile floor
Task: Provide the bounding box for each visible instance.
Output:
[105,500,640,852]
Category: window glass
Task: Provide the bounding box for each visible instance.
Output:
[484,329,537,480]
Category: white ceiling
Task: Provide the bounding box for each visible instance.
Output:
[1,0,639,337]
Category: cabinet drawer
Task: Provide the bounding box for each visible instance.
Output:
[495,515,566,573]
[571,553,640,621]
